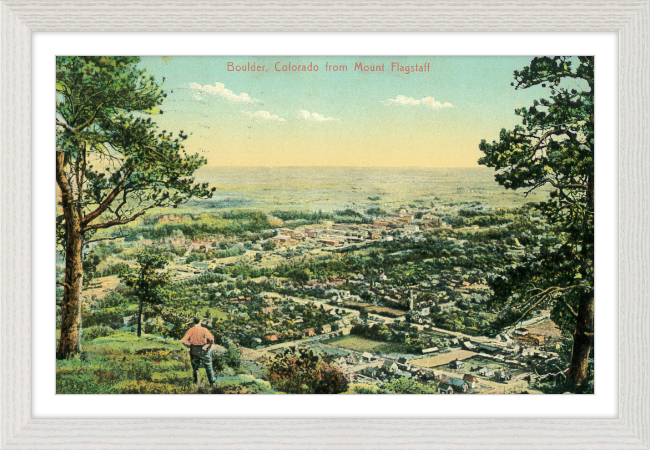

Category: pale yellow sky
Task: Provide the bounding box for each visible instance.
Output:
[141,56,543,167]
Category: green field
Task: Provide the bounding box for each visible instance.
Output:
[325,336,412,354]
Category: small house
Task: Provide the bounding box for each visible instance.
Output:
[450,359,465,370]
[463,341,477,351]
[447,377,469,393]
[477,366,494,377]
[438,383,454,394]
[383,360,399,373]
[346,355,358,365]
[495,370,512,381]
[463,374,479,389]
[478,344,500,355]
[303,328,316,337]
[420,371,437,381]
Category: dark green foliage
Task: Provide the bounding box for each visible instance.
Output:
[383,377,437,394]
[366,207,387,216]
[262,241,276,251]
[186,246,246,264]
[81,326,116,341]
[478,57,594,391]
[120,251,171,336]
[271,210,333,222]
[97,262,131,278]
[334,209,362,218]
[478,56,594,335]
[225,344,241,369]
[56,369,114,394]
[82,251,102,285]
[266,347,348,394]
[120,253,170,306]
[83,303,138,329]
[351,323,394,342]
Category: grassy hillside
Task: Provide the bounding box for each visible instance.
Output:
[55,331,277,394]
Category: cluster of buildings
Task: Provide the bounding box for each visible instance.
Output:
[437,374,479,394]
[330,352,437,385]
[257,208,448,250]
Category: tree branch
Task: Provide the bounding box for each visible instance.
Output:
[529,130,562,159]
[74,101,106,132]
[81,169,132,226]
[56,280,72,290]
[82,202,161,232]
[555,296,579,319]
[84,235,125,245]
[56,119,75,134]
[510,286,579,329]
[546,179,587,190]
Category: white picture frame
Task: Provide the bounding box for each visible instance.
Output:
[1,1,648,448]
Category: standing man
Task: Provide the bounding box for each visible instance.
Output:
[181,318,216,386]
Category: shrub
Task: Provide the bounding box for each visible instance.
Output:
[97,262,131,278]
[97,292,128,309]
[225,344,241,369]
[96,346,131,359]
[345,383,385,394]
[81,326,116,341]
[56,368,113,394]
[212,354,226,373]
[134,347,171,358]
[83,305,137,329]
[266,347,348,394]
[142,316,170,335]
[203,375,276,394]
[111,380,185,394]
[151,371,192,384]
[383,377,437,394]
[157,358,192,372]
[104,358,154,381]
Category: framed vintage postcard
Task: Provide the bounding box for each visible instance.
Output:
[2,1,649,449]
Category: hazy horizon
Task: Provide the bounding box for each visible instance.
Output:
[188,165,545,213]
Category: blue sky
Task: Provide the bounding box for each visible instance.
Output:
[139,56,548,167]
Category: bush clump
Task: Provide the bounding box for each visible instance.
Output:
[82,326,116,341]
[111,380,186,394]
[266,347,348,394]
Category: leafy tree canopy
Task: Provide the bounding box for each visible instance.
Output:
[479,56,594,335]
[120,252,171,308]
[56,56,215,244]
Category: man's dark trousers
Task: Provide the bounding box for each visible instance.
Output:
[190,345,216,385]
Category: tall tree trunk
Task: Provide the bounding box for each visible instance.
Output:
[137,298,143,337]
[56,151,84,359]
[567,174,595,391]
[567,291,594,392]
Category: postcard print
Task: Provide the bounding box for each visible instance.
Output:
[56,56,594,394]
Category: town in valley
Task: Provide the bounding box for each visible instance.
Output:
[55,55,594,395]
